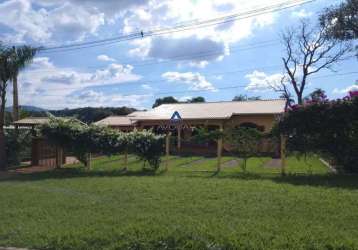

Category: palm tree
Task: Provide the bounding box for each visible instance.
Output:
[0,45,38,169]
[10,46,38,121]
[0,45,13,170]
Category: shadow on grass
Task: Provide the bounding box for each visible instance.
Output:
[213,172,358,190]
[0,167,168,182]
[1,167,358,190]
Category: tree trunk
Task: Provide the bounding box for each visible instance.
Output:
[0,128,6,170]
[297,93,303,105]
[12,75,19,122]
[0,82,7,170]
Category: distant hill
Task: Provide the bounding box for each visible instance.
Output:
[50,107,137,124]
[5,105,47,112]
[5,106,138,125]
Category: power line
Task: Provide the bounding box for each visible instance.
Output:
[31,40,279,73]
[40,0,315,54]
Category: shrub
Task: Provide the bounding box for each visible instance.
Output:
[4,130,32,167]
[40,118,165,170]
[128,130,165,170]
[224,127,263,172]
[279,96,358,173]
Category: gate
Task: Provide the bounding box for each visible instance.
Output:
[31,138,66,167]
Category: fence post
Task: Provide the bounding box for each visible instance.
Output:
[217,123,223,172]
[123,150,128,171]
[280,134,286,176]
[86,153,92,170]
[31,138,40,166]
[165,132,171,171]
[62,148,66,165]
[55,146,63,169]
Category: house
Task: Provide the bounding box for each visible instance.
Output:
[95,99,286,155]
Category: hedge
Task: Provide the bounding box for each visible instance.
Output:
[40,118,165,170]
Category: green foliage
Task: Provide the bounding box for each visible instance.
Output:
[304,88,328,102]
[50,106,137,124]
[232,94,261,101]
[279,97,358,173]
[127,130,165,170]
[320,0,358,41]
[152,96,178,108]
[40,118,165,170]
[3,155,357,250]
[4,129,32,166]
[225,127,263,171]
[192,127,223,144]
[187,96,205,103]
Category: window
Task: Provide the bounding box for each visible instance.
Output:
[239,122,265,132]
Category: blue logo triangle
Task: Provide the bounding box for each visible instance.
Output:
[170,111,182,121]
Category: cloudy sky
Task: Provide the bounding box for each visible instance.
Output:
[0,0,357,109]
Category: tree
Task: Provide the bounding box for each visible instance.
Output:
[320,0,358,41]
[274,20,350,105]
[0,46,13,169]
[50,106,137,124]
[224,127,262,172]
[232,95,261,101]
[0,44,37,169]
[304,88,328,102]
[188,96,205,103]
[152,96,178,108]
[279,94,358,173]
[10,46,38,122]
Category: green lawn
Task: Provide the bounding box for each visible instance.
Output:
[1,155,358,250]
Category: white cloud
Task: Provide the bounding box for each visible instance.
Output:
[34,0,150,18]
[291,9,313,18]
[17,57,144,109]
[125,0,276,67]
[0,0,279,47]
[141,84,152,90]
[146,36,227,65]
[66,90,150,108]
[178,96,192,102]
[245,70,284,91]
[162,71,216,91]
[0,0,105,43]
[333,85,358,94]
[97,54,116,62]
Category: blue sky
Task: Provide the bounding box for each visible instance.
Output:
[0,0,357,110]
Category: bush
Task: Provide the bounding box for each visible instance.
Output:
[279,95,358,173]
[4,129,32,167]
[128,130,165,170]
[40,118,165,170]
[224,127,263,172]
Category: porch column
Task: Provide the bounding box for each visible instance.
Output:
[165,132,171,171]
[177,126,181,151]
[217,123,223,172]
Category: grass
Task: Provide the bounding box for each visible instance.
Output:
[0,155,358,249]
